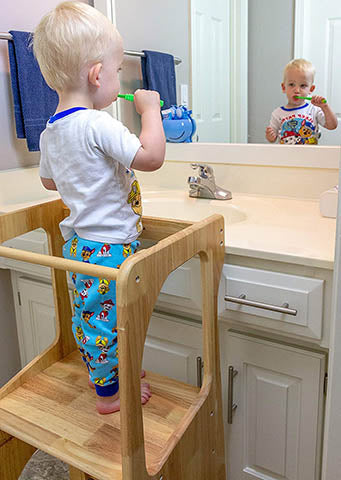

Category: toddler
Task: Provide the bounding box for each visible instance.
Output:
[266,58,337,144]
[33,1,165,414]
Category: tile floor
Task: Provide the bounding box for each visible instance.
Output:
[19,450,69,480]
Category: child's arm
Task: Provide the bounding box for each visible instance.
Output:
[41,177,57,190]
[265,126,277,143]
[131,89,166,172]
[311,96,338,130]
[265,110,280,143]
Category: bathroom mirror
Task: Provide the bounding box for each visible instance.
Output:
[101,0,341,146]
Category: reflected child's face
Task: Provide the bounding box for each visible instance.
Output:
[281,68,315,108]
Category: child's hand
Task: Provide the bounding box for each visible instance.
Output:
[311,95,327,107]
[134,89,161,115]
[265,126,277,143]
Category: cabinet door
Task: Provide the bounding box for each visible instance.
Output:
[143,313,203,386]
[17,276,73,366]
[224,331,325,480]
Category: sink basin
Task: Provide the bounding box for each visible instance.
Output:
[142,191,246,224]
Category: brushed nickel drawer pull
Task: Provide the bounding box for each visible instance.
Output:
[225,293,297,316]
[227,366,238,424]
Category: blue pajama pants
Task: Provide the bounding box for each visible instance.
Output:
[63,235,139,397]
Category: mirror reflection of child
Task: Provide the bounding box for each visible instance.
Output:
[266,59,337,144]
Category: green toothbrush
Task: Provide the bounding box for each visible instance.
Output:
[118,93,164,107]
[295,95,327,104]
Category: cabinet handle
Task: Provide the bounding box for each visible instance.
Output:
[227,366,238,424]
[225,294,297,316]
[196,356,203,388]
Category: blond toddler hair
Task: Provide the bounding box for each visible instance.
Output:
[33,1,120,91]
[283,58,316,83]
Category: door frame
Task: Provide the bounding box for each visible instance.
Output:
[228,0,248,144]
[322,158,341,479]
[294,0,306,58]
[92,0,120,120]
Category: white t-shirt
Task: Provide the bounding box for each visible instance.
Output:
[39,108,142,243]
[269,102,326,144]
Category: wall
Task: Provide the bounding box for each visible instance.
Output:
[115,0,189,136]
[248,0,295,143]
[0,0,89,171]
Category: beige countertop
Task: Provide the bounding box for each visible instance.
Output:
[0,167,336,270]
[141,189,336,270]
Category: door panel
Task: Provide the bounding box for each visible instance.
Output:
[225,331,326,480]
[191,0,230,142]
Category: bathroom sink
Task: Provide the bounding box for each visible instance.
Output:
[142,191,246,224]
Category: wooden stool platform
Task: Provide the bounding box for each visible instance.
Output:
[0,199,226,480]
[0,351,199,479]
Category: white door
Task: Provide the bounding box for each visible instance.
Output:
[143,313,203,386]
[191,0,230,142]
[225,331,326,480]
[295,0,341,145]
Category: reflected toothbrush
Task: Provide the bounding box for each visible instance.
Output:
[295,95,327,104]
[118,93,164,107]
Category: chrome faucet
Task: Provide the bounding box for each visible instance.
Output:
[188,163,232,200]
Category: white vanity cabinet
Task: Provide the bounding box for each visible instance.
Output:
[10,271,74,366]
[154,255,331,480]
[0,228,72,366]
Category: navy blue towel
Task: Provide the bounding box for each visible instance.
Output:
[141,50,177,110]
[8,31,58,152]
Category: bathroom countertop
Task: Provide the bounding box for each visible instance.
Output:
[140,189,336,270]
[0,167,336,270]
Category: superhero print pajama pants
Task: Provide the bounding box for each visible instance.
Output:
[63,234,140,397]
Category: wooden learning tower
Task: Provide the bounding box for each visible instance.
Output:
[0,198,226,480]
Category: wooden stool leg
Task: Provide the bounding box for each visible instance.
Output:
[69,465,97,480]
[0,431,36,480]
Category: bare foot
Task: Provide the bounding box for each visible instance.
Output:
[96,382,151,414]
[88,369,146,389]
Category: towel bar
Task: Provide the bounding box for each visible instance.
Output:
[0,33,182,65]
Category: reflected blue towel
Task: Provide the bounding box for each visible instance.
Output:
[8,31,58,152]
[141,50,177,110]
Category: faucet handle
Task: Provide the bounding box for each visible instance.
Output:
[190,163,214,178]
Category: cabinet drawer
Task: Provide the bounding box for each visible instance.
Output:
[222,265,324,340]
[156,258,202,314]
[1,229,51,278]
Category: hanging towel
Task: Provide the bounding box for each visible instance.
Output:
[8,31,58,152]
[141,50,177,110]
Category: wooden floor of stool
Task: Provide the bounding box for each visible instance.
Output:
[0,350,200,480]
